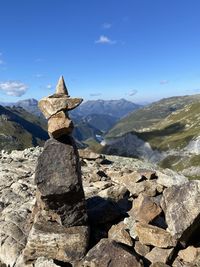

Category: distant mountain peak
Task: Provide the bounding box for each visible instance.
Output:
[71,98,141,119]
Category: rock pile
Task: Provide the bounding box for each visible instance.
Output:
[23,77,89,265]
[0,146,200,266]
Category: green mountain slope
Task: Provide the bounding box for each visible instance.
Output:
[106,94,200,138]
[0,105,48,151]
[137,101,200,151]
[103,95,200,179]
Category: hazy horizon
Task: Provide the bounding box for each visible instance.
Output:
[1,91,200,107]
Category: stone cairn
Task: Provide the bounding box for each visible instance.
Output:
[23,76,89,264]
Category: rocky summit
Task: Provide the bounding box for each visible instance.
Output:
[0,145,200,266]
[0,78,200,267]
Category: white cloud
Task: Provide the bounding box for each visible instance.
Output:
[102,23,112,29]
[95,35,116,44]
[160,80,169,85]
[0,81,28,97]
[46,84,53,89]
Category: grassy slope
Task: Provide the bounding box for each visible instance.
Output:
[137,101,200,151]
[0,106,48,151]
[104,96,200,178]
[106,94,200,138]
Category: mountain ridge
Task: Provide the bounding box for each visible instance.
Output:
[103,95,200,179]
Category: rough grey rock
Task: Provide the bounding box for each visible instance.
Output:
[178,246,200,263]
[35,137,87,227]
[23,220,89,264]
[145,247,174,264]
[48,111,74,137]
[0,147,42,266]
[135,223,177,248]
[0,146,198,267]
[129,193,162,224]
[156,170,188,188]
[124,217,137,239]
[38,76,83,119]
[108,221,133,246]
[151,263,170,267]
[134,241,150,257]
[161,180,200,244]
[76,238,142,267]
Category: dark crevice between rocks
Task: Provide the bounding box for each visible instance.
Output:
[150,211,168,229]
[179,212,200,247]
[55,135,75,146]
[167,220,200,267]
[86,196,132,249]
[53,259,72,267]
[167,243,182,266]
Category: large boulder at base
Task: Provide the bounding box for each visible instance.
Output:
[76,238,142,267]
[34,136,88,227]
[23,135,89,264]
[161,180,200,244]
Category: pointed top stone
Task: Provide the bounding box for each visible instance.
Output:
[56,76,70,96]
[38,76,83,119]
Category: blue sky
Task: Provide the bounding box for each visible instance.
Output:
[1,0,200,103]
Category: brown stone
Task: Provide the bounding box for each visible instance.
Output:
[97,185,128,202]
[34,137,88,227]
[151,263,170,267]
[56,75,69,95]
[38,96,69,119]
[135,223,177,248]
[119,172,158,197]
[23,220,89,263]
[178,246,200,263]
[137,169,157,180]
[48,111,74,138]
[39,96,83,119]
[172,257,194,267]
[38,76,83,119]
[108,221,133,246]
[145,247,174,264]
[129,194,162,223]
[78,149,101,160]
[134,241,150,256]
[161,181,200,244]
[76,238,142,267]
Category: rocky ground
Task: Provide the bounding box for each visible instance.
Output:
[0,147,200,266]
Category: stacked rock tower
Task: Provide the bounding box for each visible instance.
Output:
[23,76,89,264]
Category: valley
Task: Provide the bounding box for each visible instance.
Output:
[103,94,200,179]
[1,94,200,179]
